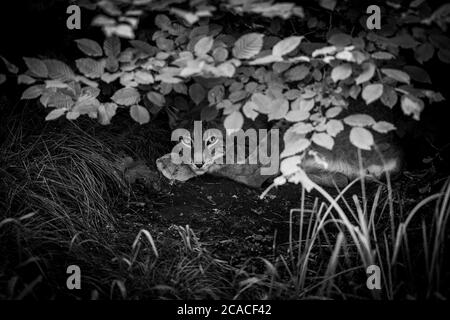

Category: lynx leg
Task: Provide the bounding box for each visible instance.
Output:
[308,171,349,188]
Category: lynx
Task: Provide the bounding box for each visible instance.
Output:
[157,101,403,188]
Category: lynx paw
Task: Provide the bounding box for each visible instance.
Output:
[156,153,197,182]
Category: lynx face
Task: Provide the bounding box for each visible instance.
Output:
[179,129,225,175]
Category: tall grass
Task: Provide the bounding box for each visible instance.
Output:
[236,178,450,299]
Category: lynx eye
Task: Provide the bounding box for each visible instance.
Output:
[180,136,192,147]
[206,135,218,146]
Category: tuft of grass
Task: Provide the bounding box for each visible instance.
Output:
[235,177,450,299]
[0,119,130,298]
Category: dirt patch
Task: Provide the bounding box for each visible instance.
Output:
[118,174,318,266]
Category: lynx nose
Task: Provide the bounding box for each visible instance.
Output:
[194,163,204,169]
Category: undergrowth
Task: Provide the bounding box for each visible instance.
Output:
[0,104,448,299]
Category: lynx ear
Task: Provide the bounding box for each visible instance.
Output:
[166,107,193,130]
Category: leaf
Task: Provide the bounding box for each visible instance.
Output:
[212,47,228,62]
[130,40,157,55]
[380,85,398,108]
[281,130,311,158]
[325,107,342,118]
[229,81,243,92]
[98,102,118,125]
[355,62,375,85]
[438,49,450,63]
[232,33,264,59]
[335,50,355,62]
[216,62,236,77]
[422,90,445,103]
[71,96,99,116]
[76,58,105,79]
[312,46,337,57]
[273,36,303,56]
[362,83,383,104]
[189,25,210,39]
[130,105,150,125]
[201,105,218,121]
[292,98,315,113]
[112,87,141,106]
[44,59,75,82]
[224,111,244,134]
[45,80,70,89]
[156,37,174,51]
[273,62,291,74]
[401,94,424,120]
[290,122,314,134]
[268,98,289,121]
[47,92,75,109]
[312,132,334,150]
[372,121,396,133]
[331,63,352,82]
[284,65,309,81]
[45,108,66,121]
[390,34,419,49]
[229,90,248,103]
[194,36,214,56]
[280,155,302,176]
[173,83,187,94]
[429,34,450,50]
[371,51,396,60]
[104,24,135,39]
[208,85,225,105]
[284,89,301,100]
[222,102,241,115]
[249,54,283,65]
[120,72,137,89]
[328,33,352,47]
[349,127,374,150]
[23,57,48,78]
[404,66,431,84]
[75,39,103,57]
[285,110,310,122]
[155,14,172,31]
[21,85,44,99]
[66,111,80,120]
[349,85,361,99]
[105,56,119,72]
[343,114,376,127]
[179,60,204,78]
[134,70,154,84]
[242,100,259,120]
[0,56,19,74]
[147,91,165,107]
[319,0,337,11]
[189,83,206,105]
[326,119,344,137]
[170,8,199,25]
[104,36,121,57]
[17,74,36,85]
[81,86,100,99]
[414,43,434,63]
[381,68,410,84]
[251,93,275,114]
